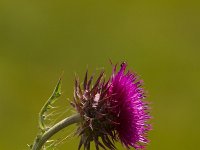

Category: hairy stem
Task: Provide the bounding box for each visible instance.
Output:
[31,113,81,150]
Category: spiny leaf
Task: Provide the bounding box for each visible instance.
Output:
[39,78,62,131]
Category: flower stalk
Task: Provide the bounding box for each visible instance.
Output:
[30,78,81,150]
[31,113,81,150]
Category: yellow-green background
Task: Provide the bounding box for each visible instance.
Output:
[0,0,199,149]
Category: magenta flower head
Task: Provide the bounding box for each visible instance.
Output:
[72,62,151,150]
[109,62,151,149]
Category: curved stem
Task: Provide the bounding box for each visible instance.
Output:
[32,114,81,150]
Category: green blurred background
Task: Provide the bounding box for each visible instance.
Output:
[0,0,199,149]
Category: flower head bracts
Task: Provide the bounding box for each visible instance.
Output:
[72,71,118,150]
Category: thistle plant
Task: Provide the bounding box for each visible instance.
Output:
[30,62,151,150]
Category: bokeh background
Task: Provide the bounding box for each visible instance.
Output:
[0,0,199,149]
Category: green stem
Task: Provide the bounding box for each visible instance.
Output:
[31,114,81,150]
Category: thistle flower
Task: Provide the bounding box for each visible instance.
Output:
[72,62,151,150]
